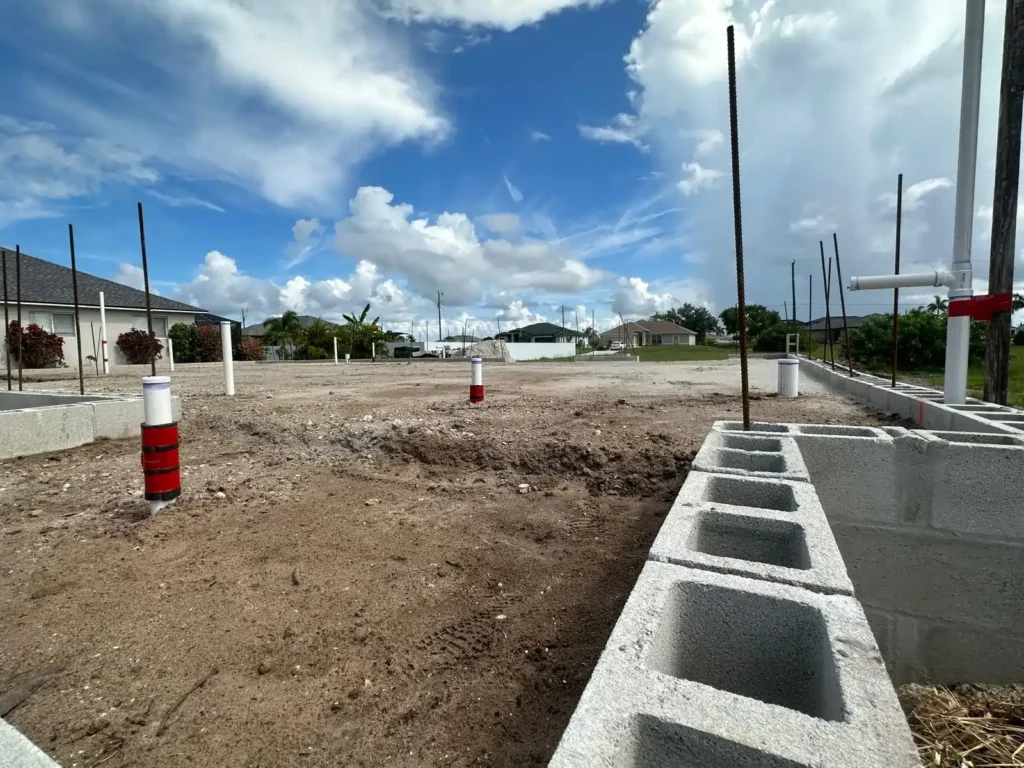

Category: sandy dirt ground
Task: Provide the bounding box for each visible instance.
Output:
[1,359,900,768]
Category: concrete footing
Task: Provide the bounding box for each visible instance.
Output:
[0,720,58,767]
[0,391,182,460]
[553,418,1024,766]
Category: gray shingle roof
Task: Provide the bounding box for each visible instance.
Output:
[0,248,205,313]
[242,315,338,337]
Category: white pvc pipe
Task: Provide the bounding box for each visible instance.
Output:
[944,0,986,405]
[471,357,483,387]
[333,336,338,365]
[142,375,173,425]
[167,337,175,373]
[345,353,350,364]
[220,321,235,396]
[99,290,109,373]
[848,271,955,291]
[778,359,799,398]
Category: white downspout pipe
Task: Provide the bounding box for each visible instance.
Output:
[99,290,110,373]
[943,0,986,404]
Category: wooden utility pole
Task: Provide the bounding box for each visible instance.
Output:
[985,0,1024,404]
[436,291,444,341]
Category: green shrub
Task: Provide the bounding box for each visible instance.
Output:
[168,323,197,363]
[848,310,985,371]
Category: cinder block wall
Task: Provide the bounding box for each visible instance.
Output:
[789,425,1024,685]
[552,423,921,768]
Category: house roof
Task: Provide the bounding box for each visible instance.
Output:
[600,320,696,337]
[801,314,882,331]
[0,248,205,313]
[242,315,338,337]
[496,322,583,338]
[196,312,238,325]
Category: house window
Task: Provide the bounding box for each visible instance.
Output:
[133,316,168,337]
[652,334,663,345]
[27,311,77,336]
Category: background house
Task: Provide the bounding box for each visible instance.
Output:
[495,322,583,343]
[801,314,883,343]
[1,248,206,369]
[599,320,697,347]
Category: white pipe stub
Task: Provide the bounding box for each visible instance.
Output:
[848,271,955,291]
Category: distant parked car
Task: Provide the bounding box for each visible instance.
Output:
[609,341,625,351]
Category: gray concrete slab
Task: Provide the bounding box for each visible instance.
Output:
[0,719,59,767]
[550,563,920,768]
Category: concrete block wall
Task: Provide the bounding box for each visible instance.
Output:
[552,428,920,767]
[795,356,1024,435]
[763,421,1024,685]
[0,391,182,460]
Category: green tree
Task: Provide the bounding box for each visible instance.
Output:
[335,303,389,359]
[1012,292,1024,312]
[927,295,948,315]
[848,309,985,370]
[263,310,303,359]
[651,303,721,342]
[718,304,782,340]
[298,318,333,359]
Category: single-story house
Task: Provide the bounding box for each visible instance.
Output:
[600,320,697,347]
[241,315,338,337]
[443,334,480,343]
[0,248,206,369]
[495,322,583,343]
[801,314,883,343]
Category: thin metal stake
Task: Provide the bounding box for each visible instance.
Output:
[892,174,903,387]
[137,202,156,376]
[832,233,854,376]
[2,248,9,390]
[727,24,750,430]
[69,224,85,395]
[16,245,22,390]
[819,242,834,369]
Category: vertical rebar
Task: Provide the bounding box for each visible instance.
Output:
[892,173,903,387]
[137,202,156,376]
[826,257,836,369]
[832,233,854,376]
[69,224,85,395]
[727,24,750,430]
[808,275,812,356]
[2,248,9,390]
[819,241,834,369]
[16,245,22,390]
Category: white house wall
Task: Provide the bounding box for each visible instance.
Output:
[1,303,198,370]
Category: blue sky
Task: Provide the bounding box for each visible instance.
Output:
[0,1,1019,335]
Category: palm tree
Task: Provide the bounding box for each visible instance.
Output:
[300,318,333,359]
[927,295,948,315]
[263,310,302,359]
[1013,293,1024,313]
[339,303,387,359]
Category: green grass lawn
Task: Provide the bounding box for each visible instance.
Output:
[624,345,731,362]
[913,346,1024,405]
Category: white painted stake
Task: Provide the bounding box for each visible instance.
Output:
[167,337,175,373]
[99,290,109,373]
[334,336,338,365]
[220,321,235,396]
[372,341,376,360]
[345,353,350,364]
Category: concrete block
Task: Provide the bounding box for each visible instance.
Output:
[831,522,1024,634]
[922,433,1024,539]
[716,420,792,433]
[921,621,1024,684]
[550,563,919,768]
[89,397,144,439]
[792,429,902,524]
[0,719,59,767]
[674,470,825,516]
[0,404,95,460]
[649,501,854,595]
[692,431,810,482]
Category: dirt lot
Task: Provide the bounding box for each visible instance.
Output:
[1,359,898,768]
